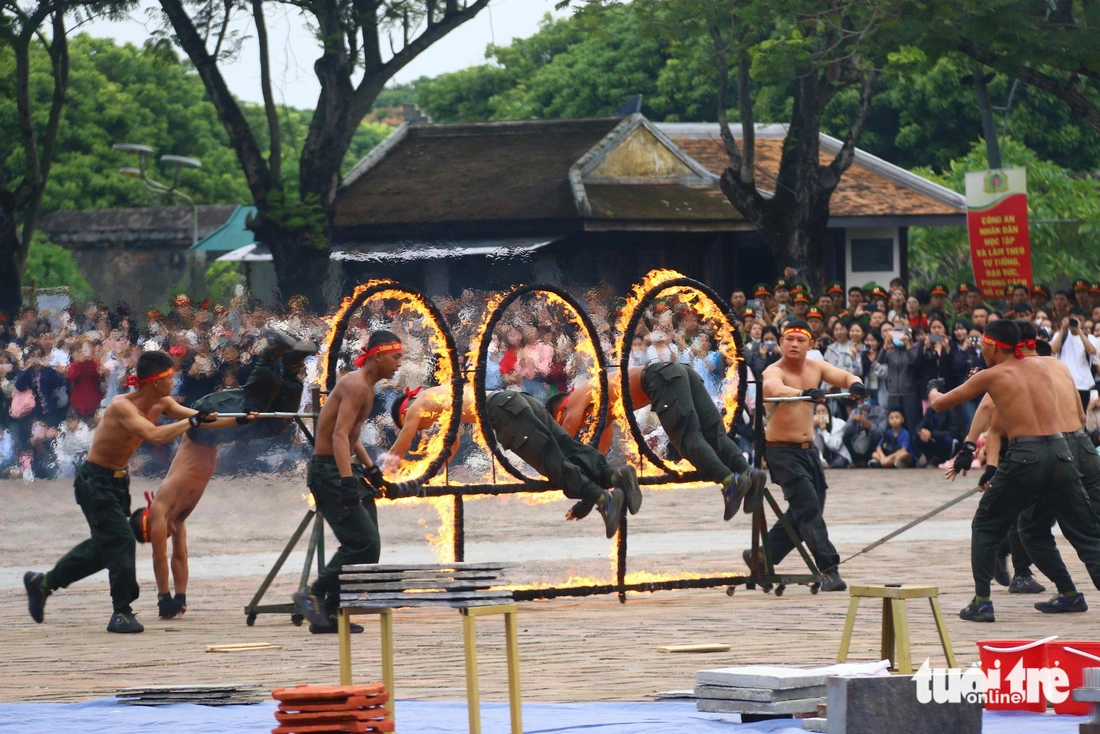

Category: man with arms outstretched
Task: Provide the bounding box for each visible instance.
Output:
[549,363,763,522]
[23,351,245,633]
[756,321,868,592]
[387,384,641,539]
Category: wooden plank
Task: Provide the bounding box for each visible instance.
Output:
[206,643,283,653]
[338,570,500,582]
[656,644,731,654]
[341,562,507,573]
[341,580,495,592]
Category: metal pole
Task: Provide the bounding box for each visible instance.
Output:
[764,392,852,403]
[972,67,1003,169]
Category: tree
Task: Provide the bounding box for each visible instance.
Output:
[153,0,491,308]
[0,0,121,317]
[909,139,1100,289]
[599,0,902,287]
[23,231,93,301]
[908,0,1100,135]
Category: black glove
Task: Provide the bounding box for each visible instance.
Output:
[188,410,215,428]
[848,382,868,399]
[569,500,594,520]
[363,464,385,491]
[158,592,183,619]
[800,388,826,402]
[926,378,946,394]
[953,441,977,475]
[339,476,360,508]
[979,464,997,488]
[384,479,424,499]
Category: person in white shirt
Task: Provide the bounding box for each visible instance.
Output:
[55,411,93,478]
[645,331,678,364]
[1052,311,1097,409]
[813,403,851,468]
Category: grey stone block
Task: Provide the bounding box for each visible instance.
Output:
[826,675,982,734]
[802,717,828,732]
[695,684,827,702]
[696,665,830,690]
[1074,686,1100,703]
[696,697,826,715]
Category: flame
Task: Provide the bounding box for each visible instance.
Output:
[612,269,742,477]
[388,495,454,562]
[301,492,316,508]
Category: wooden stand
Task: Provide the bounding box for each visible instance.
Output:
[837,584,956,673]
[731,487,823,596]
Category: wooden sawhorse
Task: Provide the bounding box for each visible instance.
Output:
[837,584,956,674]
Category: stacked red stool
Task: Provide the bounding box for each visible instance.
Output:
[272,683,393,733]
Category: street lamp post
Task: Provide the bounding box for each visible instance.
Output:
[113,144,202,245]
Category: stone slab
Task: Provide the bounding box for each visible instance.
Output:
[694,684,827,702]
[826,675,981,734]
[802,718,828,732]
[696,697,825,715]
[695,666,830,690]
[654,690,695,700]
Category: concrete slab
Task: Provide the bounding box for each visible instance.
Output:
[695,696,825,715]
[694,684,827,701]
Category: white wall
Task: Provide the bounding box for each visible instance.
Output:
[845,227,900,288]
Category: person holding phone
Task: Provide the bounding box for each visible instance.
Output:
[1052,309,1096,409]
[747,326,781,376]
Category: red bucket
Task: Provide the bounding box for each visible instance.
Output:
[977,637,1056,711]
[1046,641,1100,715]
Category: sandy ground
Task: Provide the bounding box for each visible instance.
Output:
[2,466,1097,703]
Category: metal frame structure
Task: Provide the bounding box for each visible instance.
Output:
[246,274,823,624]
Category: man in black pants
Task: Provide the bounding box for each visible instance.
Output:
[757,321,868,591]
[388,386,641,539]
[930,319,1100,622]
[550,363,764,521]
[24,351,246,633]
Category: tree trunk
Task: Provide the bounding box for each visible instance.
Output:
[0,196,22,317]
[250,216,330,309]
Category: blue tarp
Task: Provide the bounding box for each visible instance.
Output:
[0,699,1086,733]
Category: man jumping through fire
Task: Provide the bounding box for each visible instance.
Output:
[386,384,642,539]
[293,331,419,633]
[547,363,764,523]
[128,329,313,620]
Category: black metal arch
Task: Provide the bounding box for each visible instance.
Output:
[323,281,463,487]
[617,276,747,479]
[472,283,610,483]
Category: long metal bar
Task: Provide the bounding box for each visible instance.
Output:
[215,412,318,418]
[764,392,852,403]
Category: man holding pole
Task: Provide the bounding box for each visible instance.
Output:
[755,320,868,592]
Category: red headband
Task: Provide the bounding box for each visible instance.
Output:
[982,334,1023,359]
[783,327,814,341]
[1020,339,1037,351]
[125,367,174,388]
[354,340,402,368]
[396,386,422,425]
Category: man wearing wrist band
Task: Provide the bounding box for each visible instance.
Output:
[293,330,418,634]
[755,320,868,592]
[23,350,247,634]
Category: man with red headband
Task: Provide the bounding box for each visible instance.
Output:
[547,363,763,523]
[386,384,641,539]
[132,329,313,620]
[294,331,419,633]
[23,350,245,634]
[929,319,1100,622]
[756,320,868,592]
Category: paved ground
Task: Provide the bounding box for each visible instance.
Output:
[3,466,1097,704]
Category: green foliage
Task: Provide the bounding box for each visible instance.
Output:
[263,190,327,250]
[22,234,94,303]
[343,121,396,176]
[415,5,1100,172]
[909,139,1100,290]
[203,260,243,305]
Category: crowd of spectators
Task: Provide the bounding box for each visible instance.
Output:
[5,272,1100,481]
[734,274,1100,470]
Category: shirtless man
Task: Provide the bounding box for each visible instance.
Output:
[387,384,641,538]
[548,363,764,522]
[929,319,1100,622]
[755,321,867,591]
[131,330,312,619]
[293,331,417,633]
[23,351,245,633]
